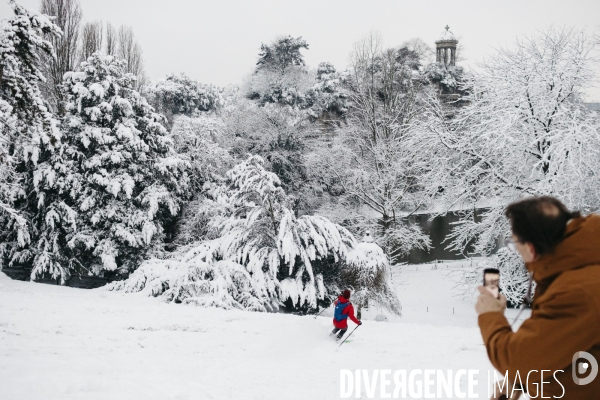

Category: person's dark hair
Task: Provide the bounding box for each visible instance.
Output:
[342,289,351,299]
[505,196,581,255]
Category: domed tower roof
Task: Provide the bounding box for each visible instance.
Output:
[435,25,458,66]
[436,25,458,44]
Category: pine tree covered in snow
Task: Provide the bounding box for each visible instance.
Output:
[7,53,188,282]
[256,36,309,74]
[0,1,61,269]
[110,155,357,312]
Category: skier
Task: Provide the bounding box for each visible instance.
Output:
[330,289,362,341]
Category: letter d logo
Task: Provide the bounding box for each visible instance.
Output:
[572,351,598,385]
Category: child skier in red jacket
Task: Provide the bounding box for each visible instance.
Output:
[330,289,361,340]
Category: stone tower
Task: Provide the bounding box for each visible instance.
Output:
[435,25,458,67]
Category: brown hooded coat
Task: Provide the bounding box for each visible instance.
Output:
[478,214,600,399]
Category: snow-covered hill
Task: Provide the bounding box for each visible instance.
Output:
[0,262,529,400]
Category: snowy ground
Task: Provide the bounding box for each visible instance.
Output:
[0,261,530,400]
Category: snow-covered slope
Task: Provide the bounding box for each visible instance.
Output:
[0,262,528,400]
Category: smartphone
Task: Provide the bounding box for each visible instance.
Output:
[483,268,500,299]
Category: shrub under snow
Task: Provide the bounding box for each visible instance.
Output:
[343,241,401,316]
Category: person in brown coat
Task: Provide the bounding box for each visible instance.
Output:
[476,196,600,399]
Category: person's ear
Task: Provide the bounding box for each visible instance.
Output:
[528,242,539,261]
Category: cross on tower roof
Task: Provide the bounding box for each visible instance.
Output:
[445,25,450,31]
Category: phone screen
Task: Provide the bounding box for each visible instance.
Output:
[483,269,500,299]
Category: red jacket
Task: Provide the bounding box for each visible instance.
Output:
[332,296,360,329]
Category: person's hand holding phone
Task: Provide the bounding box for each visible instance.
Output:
[475,286,507,315]
[483,268,500,298]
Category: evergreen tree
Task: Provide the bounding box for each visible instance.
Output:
[111,155,356,312]
[0,1,61,268]
[256,36,309,74]
[12,53,188,282]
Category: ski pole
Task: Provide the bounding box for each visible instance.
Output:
[314,306,329,319]
[338,324,360,347]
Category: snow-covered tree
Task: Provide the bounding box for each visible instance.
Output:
[256,35,309,74]
[240,37,350,209]
[0,1,61,269]
[342,235,401,317]
[246,36,314,108]
[168,115,232,192]
[421,27,600,296]
[110,155,357,312]
[9,53,188,282]
[306,62,348,119]
[222,93,312,194]
[248,37,348,119]
[205,155,354,310]
[424,62,465,95]
[308,33,432,262]
[167,115,235,247]
[149,73,223,123]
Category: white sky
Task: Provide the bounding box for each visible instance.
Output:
[2,0,600,101]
